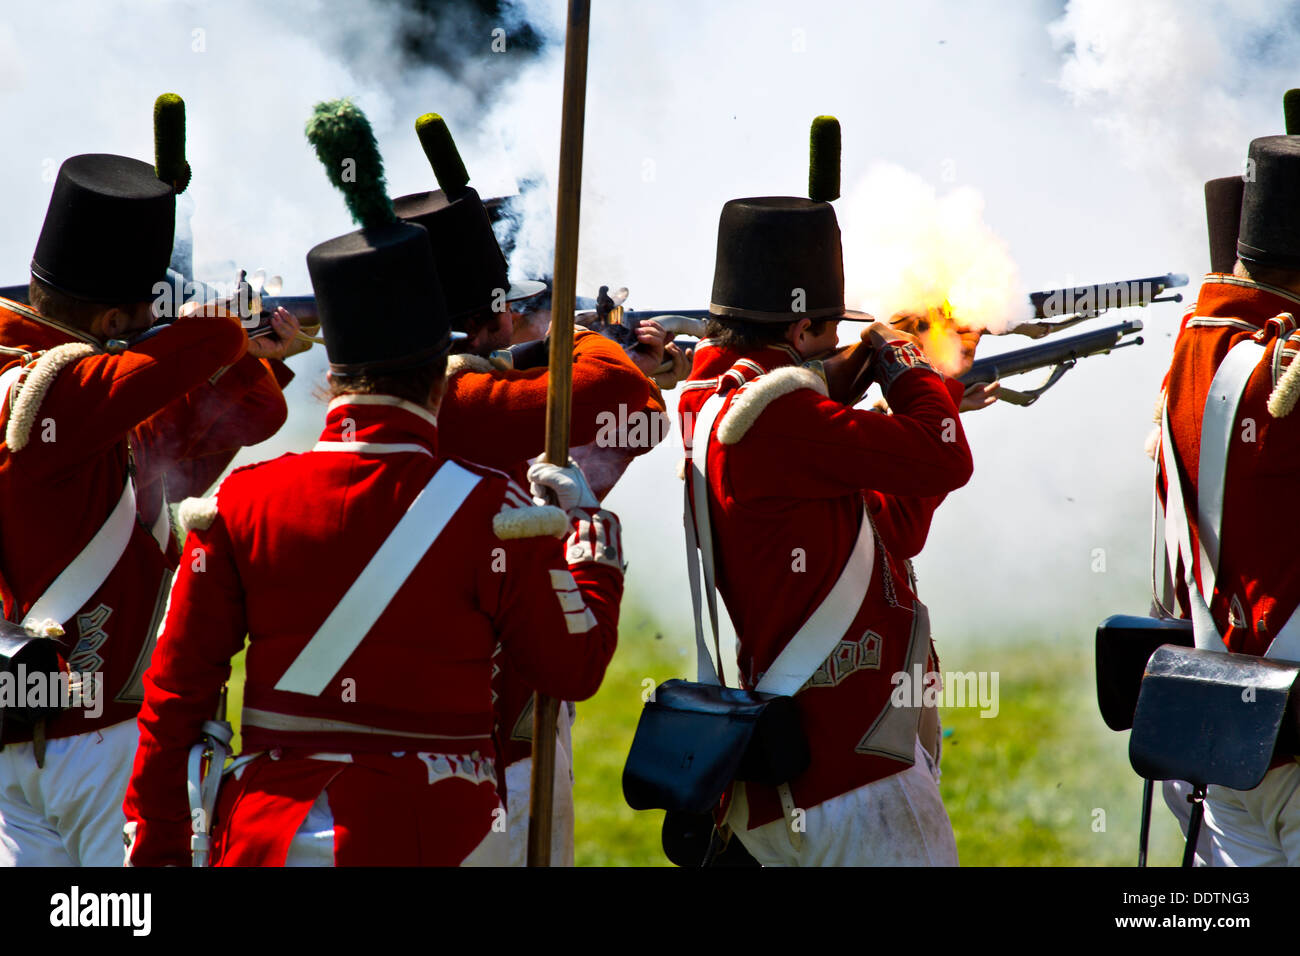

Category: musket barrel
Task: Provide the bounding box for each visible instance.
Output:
[1028,274,1188,320]
[622,308,714,322]
[261,295,319,325]
[960,320,1141,384]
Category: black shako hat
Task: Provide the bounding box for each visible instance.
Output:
[709,197,870,323]
[1238,135,1300,269]
[306,221,452,374]
[396,112,543,324]
[31,154,175,302]
[304,98,455,374]
[1204,176,1245,274]
[393,185,543,322]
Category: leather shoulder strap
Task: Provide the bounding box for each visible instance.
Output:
[1160,338,1266,652]
[1,369,139,630]
[685,384,879,697]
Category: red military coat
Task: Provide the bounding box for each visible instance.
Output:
[1159,275,1300,655]
[123,396,624,866]
[439,329,664,768]
[0,300,288,740]
[439,328,661,485]
[677,341,972,827]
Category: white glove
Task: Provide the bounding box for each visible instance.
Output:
[527,459,599,514]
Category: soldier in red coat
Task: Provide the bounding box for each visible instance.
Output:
[0,152,295,866]
[393,135,666,864]
[123,100,626,866]
[677,196,973,865]
[1155,136,1300,866]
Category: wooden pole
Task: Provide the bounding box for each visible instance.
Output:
[528,0,591,868]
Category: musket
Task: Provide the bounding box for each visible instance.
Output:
[619,308,713,324]
[492,313,703,377]
[610,273,1186,340]
[0,274,320,349]
[1017,273,1186,338]
[589,271,1180,385]
[614,269,1177,383]
[957,318,1144,406]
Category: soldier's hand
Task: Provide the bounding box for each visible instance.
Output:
[629,319,669,376]
[865,322,939,393]
[527,459,599,514]
[652,341,692,390]
[959,381,1000,412]
[247,308,310,360]
[866,320,919,350]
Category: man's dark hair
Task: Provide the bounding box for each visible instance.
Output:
[704,316,832,350]
[327,354,449,406]
[27,276,119,331]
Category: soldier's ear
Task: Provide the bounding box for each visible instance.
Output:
[785,317,812,348]
[94,306,133,340]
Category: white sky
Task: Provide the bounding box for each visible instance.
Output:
[2,0,1297,651]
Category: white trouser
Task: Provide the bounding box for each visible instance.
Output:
[728,737,958,866]
[505,704,575,867]
[1200,764,1300,866]
[0,718,138,867]
[283,788,512,867]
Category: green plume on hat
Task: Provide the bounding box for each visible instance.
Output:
[415,112,470,195]
[1285,89,1300,135]
[305,98,396,228]
[153,93,191,194]
[809,115,841,203]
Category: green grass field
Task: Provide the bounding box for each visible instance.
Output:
[223,606,1186,866]
[565,606,1187,866]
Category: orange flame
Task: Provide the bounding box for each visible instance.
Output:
[890,300,966,377]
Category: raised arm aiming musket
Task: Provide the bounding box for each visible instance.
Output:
[594,269,1184,405]
[0,93,321,351]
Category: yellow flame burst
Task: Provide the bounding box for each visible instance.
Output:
[892,300,965,377]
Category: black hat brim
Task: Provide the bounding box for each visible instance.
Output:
[707,303,874,323]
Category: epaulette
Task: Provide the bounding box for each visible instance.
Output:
[492,479,567,540]
[447,354,495,377]
[4,343,96,452]
[176,495,219,536]
[1268,326,1300,418]
[717,366,827,445]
